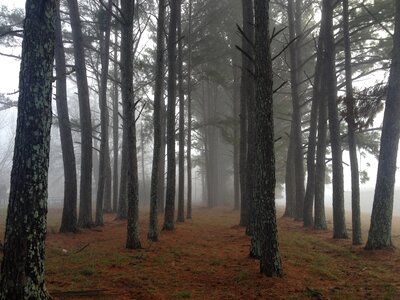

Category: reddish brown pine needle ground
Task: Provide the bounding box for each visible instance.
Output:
[4,207,400,299]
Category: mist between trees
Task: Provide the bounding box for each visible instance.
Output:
[0,0,399,298]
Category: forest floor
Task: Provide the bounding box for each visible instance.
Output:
[6,207,400,299]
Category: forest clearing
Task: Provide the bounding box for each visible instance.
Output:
[2,0,400,298]
[24,207,400,299]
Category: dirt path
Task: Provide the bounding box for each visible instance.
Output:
[45,208,400,299]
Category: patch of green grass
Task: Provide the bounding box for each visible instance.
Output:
[175,291,191,299]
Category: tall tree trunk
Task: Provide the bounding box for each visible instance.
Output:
[121,0,141,249]
[67,0,93,228]
[239,0,254,227]
[233,65,240,211]
[177,0,185,222]
[0,1,56,297]
[55,5,78,233]
[158,103,166,213]
[186,0,193,219]
[324,0,348,239]
[343,0,362,245]
[117,127,128,219]
[112,18,119,213]
[303,15,324,228]
[314,82,328,230]
[253,0,282,277]
[288,0,305,221]
[366,0,400,250]
[148,0,166,241]
[96,0,113,226]
[163,0,179,231]
[140,123,147,200]
[284,130,296,218]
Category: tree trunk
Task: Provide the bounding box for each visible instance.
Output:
[0,1,56,297]
[366,0,400,250]
[314,84,328,230]
[117,127,128,219]
[324,0,348,239]
[288,0,305,221]
[67,0,93,228]
[163,0,179,231]
[233,64,240,211]
[343,0,362,245]
[148,0,166,241]
[253,0,283,277]
[158,103,166,213]
[186,0,193,219]
[121,0,141,249]
[112,18,119,213]
[177,0,185,223]
[55,5,78,234]
[303,12,324,228]
[140,123,147,200]
[239,0,254,227]
[95,0,113,226]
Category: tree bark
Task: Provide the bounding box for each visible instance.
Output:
[117,127,128,219]
[253,0,283,277]
[55,5,78,234]
[343,0,362,245]
[288,0,305,221]
[163,0,179,231]
[366,0,400,250]
[324,0,348,239]
[67,0,93,228]
[177,0,185,223]
[239,0,254,227]
[233,64,240,211]
[148,0,166,241]
[186,0,193,219]
[95,0,113,226]
[112,15,119,213]
[0,1,56,297]
[121,0,141,249]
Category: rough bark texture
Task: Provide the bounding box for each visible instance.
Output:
[67,0,93,228]
[342,0,362,245]
[95,0,113,226]
[177,0,185,223]
[324,0,348,239]
[163,0,179,231]
[148,0,166,241]
[0,1,56,298]
[366,0,400,250]
[121,0,141,249]
[186,0,193,219]
[288,0,305,221]
[253,0,283,277]
[239,0,254,227]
